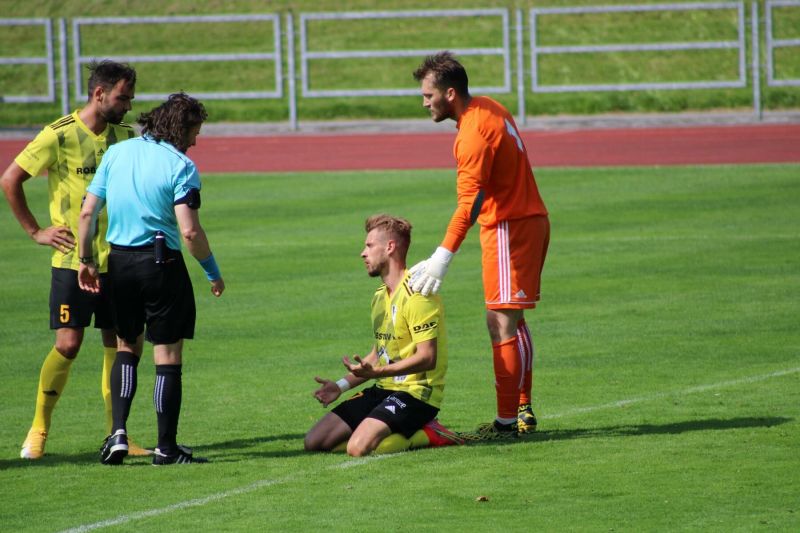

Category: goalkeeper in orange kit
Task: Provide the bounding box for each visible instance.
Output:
[410,51,550,440]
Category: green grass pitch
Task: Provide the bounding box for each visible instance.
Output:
[1,163,798,531]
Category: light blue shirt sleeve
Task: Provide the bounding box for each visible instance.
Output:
[174,161,201,203]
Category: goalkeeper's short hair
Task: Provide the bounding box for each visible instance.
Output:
[365,214,412,258]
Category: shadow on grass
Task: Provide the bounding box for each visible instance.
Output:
[0,432,309,469]
[3,417,788,466]
[463,416,793,447]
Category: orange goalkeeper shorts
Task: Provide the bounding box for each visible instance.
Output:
[480,215,550,310]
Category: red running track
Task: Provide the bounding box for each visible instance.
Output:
[1,124,798,173]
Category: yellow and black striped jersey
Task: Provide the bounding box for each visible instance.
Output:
[14,110,135,272]
[372,271,448,408]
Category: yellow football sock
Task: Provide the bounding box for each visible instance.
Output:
[373,434,410,454]
[102,347,116,434]
[31,347,73,431]
[408,429,431,449]
[373,429,430,454]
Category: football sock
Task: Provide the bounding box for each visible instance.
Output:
[102,346,116,434]
[516,319,534,407]
[31,347,73,431]
[154,364,182,455]
[110,351,140,433]
[374,433,414,454]
[331,441,348,453]
[373,426,454,454]
[492,337,524,419]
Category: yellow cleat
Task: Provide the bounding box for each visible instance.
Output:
[459,421,519,442]
[517,404,538,435]
[127,439,152,456]
[20,428,48,459]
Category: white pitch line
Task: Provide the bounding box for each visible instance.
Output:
[542,366,800,420]
[59,366,799,532]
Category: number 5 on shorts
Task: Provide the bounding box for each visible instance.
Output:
[60,304,70,324]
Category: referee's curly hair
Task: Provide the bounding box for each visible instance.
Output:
[137,92,207,153]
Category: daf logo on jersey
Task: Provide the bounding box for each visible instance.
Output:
[412,321,438,333]
[75,166,96,175]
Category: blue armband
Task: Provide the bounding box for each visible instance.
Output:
[198,253,221,281]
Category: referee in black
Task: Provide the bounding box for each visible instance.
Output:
[77,93,224,465]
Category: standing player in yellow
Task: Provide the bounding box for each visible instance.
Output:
[305,214,462,456]
[1,60,147,459]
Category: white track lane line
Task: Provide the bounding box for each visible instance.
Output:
[60,366,799,533]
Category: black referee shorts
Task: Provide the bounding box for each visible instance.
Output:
[108,245,195,345]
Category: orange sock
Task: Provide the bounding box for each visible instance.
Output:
[517,319,534,406]
[492,337,523,419]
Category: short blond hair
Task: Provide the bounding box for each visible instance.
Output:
[365,214,412,259]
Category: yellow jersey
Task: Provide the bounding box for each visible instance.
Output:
[14,110,136,272]
[372,272,448,408]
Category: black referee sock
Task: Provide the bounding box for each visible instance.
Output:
[154,364,182,455]
[110,351,140,433]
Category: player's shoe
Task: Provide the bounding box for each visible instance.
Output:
[127,439,152,456]
[20,428,48,459]
[517,403,538,434]
[152,445,208,465]
[459,420,519,442]
[100,429,129,465]
[422,419,465,447]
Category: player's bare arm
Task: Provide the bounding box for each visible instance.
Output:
[312,347,376,407]
[175,203,225,297]
[76,192,105,294]
[344,339,437,379]
[1,162,75,253]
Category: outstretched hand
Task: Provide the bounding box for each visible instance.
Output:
[342,355,380,379]
[312,376,341,408]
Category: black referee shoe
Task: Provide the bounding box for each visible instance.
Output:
[152,444,208,465]
[100,430,129,465]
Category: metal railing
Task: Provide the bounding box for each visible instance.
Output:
[0,18,58,104]
[765,0,800,87]
[298,9,511,98]
[529,2,747,93]
[72,14,283,102]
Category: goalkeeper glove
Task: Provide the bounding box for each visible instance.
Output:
[409,246,454,296]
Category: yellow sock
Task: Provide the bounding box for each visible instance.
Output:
[373,434,410,454]
[331,441,348,453]
[408,429,431,449]
[373,429,433,454]
[102,347,116,434]
[31,347,73,431]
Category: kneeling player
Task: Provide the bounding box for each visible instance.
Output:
[304,214,462,456]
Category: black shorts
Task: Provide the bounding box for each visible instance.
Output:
[331,385,439,438]
[108,245,195,345]
[49,267,114,330]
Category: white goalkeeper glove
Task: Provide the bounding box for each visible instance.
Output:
[409,246,454,296]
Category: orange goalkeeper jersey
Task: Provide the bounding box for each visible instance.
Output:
[441,96,548,253]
